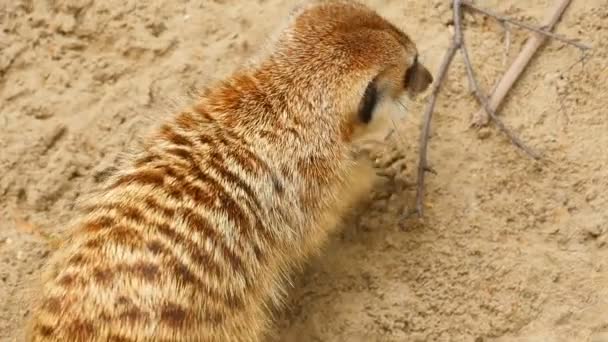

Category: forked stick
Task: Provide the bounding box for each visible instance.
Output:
[413,0,590,218]
[467,0,590,125]
[456,4,543,159]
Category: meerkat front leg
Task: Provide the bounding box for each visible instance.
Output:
[317,152,379,234]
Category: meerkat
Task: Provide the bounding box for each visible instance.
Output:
[25,0,432,341]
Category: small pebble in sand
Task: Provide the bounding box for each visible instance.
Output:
[476,127,492,140]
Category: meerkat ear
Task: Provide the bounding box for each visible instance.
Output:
[404,56,433,97]
[358,78,378,124]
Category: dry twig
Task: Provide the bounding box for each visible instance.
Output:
[413,0,590,218]
[456,3,543,160]
[469,0,590,125]
[462,0,591,51]
[501,22,512,67]
[414,43,459,217]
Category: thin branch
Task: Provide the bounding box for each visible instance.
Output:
[470,0,584,125]
[461,0,591,51]
[456,2,542,159]
[463,59,543,158]
[414,0,466,218]
[501,22,512,67]
[412,0,591,217]
[414,42,459,218]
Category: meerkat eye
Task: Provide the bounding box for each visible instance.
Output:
[358,78,378,124]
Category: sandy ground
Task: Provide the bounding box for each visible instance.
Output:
[1,0,607,341]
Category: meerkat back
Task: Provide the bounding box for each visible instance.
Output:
[26,1,432,341]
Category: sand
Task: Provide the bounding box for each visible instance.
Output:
[1,0,607,341]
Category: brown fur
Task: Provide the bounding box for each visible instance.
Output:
[26,1,432,341]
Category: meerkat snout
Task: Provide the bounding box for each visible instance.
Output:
[404,55,433,98]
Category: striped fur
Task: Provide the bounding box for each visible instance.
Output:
[26,1,431,341]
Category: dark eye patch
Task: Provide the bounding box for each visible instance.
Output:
[358,79,378,124]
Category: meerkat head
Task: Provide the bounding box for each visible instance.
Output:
[262,0,433,146]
